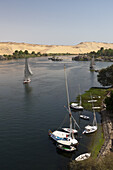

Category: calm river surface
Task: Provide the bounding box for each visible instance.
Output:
[0,57,112,170]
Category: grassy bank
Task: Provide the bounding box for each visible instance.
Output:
[79,88,108,157]
[89,125,105,158]
[69,87,112,169]
[77,87,109,111]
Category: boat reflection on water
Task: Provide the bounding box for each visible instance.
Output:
[56,146,75,158]
[24,84,32,94]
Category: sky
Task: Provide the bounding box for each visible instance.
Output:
[0,0,113,45]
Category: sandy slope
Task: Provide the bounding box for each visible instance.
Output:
[0,41,113,55]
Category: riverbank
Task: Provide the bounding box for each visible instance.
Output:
[69,88,113,169]
[78,87,113,158]
[97,109,113,158]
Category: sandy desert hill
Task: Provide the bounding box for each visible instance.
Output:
[0,41,113,55]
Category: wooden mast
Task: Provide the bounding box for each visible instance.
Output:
[64,65,72,137]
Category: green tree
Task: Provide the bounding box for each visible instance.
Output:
[31,51,35,55]
[19,50,24,55]
[97,64,113,86]
[24,50,29,55]
[13,50,19,55]
[105,91,113,112]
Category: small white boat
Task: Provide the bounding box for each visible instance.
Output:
[71,95,83,110]
[83,125,97,134]
[75,153,91,161]
[80,115,89,120]
[92,107,100,109]
[62,128,78,134]
[57,144,76,152]
[70,103,78,107]
[88,100,97,103]
[72,105,84,110]
[23,78,31,84]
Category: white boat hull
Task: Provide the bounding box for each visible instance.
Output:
[83,125,97,134]
[71,105,83,110]
[75,153,91,161]
[80,115,89,120]
[23,79,31,84]
[48,130,78,146]
[57,138,78,146]
[52,130,70,138]
[70,103,78,107]
[62,128,78,134]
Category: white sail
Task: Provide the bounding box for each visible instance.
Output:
[24,58,33,83]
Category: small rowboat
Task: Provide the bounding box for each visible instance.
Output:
[88,100,97,103]
[56,144,76,152]
[75,153,91,161]
[82,125,97,134]
[80,115,89,120]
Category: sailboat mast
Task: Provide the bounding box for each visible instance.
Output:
[90,93,97,126]
[78,85,82,106]
[64,65,72,136]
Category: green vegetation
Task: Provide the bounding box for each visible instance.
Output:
[77,87,108,111]
[69,152,113,170]
[105,90,113,113]
[72,47,113,62]
[89,47,113,57]
[89,125,105,158]
[3,50,46,59]
[97,64,113,86]
[3,50,74,60]
[88,47,113,62]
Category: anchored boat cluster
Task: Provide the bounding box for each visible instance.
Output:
[48,66,98,161]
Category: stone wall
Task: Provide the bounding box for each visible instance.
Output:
[97,109,113,159]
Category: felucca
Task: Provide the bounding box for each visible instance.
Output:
[48,65,78,146]
[23,58,33,84]
[90,56,95,71]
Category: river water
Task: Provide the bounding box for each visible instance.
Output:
[0,57,112,170]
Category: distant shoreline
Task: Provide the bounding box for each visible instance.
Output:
[1,41,113,56]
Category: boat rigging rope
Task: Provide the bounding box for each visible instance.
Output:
[64,105,80,129]
[57,113,69,130]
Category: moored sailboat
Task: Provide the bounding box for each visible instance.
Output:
[83,96,97,134]
[82,109,97,134]
[48,65,78,146]
[71,94,83,110]
[23,58,33,84]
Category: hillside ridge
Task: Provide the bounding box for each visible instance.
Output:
[0,41,113,55]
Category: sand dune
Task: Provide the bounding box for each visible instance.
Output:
[0,41,113,55]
